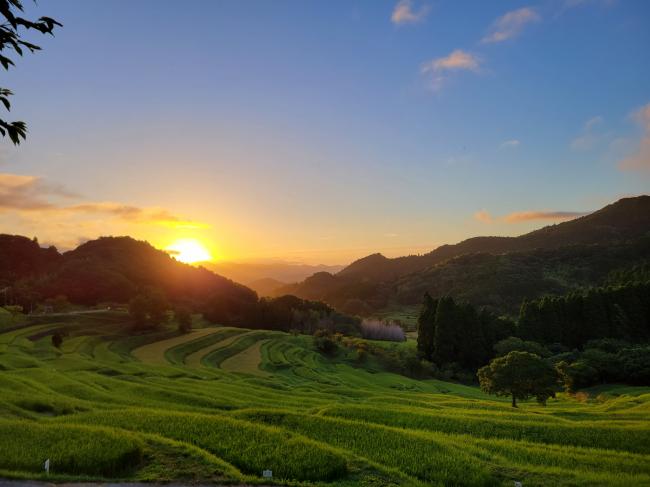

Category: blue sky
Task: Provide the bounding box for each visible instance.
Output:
[1,0,649,263]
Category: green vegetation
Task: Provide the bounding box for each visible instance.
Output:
[0,310,649,486]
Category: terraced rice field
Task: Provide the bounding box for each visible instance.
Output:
[0,311,649,486]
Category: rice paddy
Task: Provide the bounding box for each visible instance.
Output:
[1,310,649,486]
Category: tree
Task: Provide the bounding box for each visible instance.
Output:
[128,289,169,330]
[478,351,559,407]
[1,1,62,144]
[175,306,192,333]
[128,294,149,328]
[432,296,457,365]
[416,292,436,360]
[494,336,550,358]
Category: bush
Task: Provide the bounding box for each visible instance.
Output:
[618,347,650,385]
[51,332,63,348]
[494,337,550,358]
[314,329,337,355]
[557,360,600,392]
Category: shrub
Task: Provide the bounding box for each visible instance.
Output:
[314,329,337,355]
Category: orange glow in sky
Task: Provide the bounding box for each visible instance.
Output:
[166,238,213,264]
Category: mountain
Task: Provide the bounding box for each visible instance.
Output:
[206,261,344,285]
[279,196,650,314]
[0,235,61,285]
[0,236,257,308]
[247,277,286,297]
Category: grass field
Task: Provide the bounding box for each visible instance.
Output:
[0,310,649,486]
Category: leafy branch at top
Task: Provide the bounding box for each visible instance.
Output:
[0,0,61,145]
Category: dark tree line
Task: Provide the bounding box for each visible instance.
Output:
[417,276,650,389]
[519,281,650,348]
[416,293,514,369]
[203,293,360,336]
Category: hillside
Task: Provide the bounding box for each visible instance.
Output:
[0,236,257,308]
[278,196,650,314]
[0,312,649,486]
[246,277,286,296]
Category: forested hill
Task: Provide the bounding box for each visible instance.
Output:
[338,196,650,282]
[277,196,650,314]
[0,235,257,308]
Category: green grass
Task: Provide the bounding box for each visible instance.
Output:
[0,310,649,486]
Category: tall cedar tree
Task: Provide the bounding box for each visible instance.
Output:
[416,292,436,360]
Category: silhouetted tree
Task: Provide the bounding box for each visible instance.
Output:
[0,1,61,144]
[478,351,559,407]
[175,306,192,333]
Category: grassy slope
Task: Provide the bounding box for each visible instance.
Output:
[0,310,649,486]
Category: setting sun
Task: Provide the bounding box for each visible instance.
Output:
[166,238,212,264]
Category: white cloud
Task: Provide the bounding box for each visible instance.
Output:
[500,139,520,149]
[482,7,541,44]
[391,0,429,25]
[571,115,604,150]
[421,49,481,91]
[619,103,650,171]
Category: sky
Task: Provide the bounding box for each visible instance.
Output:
[0,0,649,265]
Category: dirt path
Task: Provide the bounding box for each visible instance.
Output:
[131,327,222,365]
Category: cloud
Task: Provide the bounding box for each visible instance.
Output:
[391,0,429,25]
[421,49,481,91]
[503,210,590,223]
[473,209,493,224]
[482,7,541,44]
[474,207,590,224]
[562,0,616,9]
[618,103,650,172]
[571,115,604,150]
[0,173,77,210]
[500,139,520,149]
[0,172,208,229]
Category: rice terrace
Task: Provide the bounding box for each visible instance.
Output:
[0,309,649,487]
[1,1,650,486]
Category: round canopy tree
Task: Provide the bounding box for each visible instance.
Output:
[478,351,559,407]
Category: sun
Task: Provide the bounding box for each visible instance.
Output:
[166,239,212,264]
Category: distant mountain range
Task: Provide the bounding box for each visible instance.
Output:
[205,261,344,296]
[276,196,650,315]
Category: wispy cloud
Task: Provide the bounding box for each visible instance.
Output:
[482,7,541,44]
[0,173,77,210]
[503,210,590,223]
[421,49,481,91]
[0,172,208,228]
[473,209,493,224]
[474,207,590,224]
[571,115,604,150]
[618,103,650,172]
[391,0,429,25]
[562,0,617,10]
[500,139,520,149]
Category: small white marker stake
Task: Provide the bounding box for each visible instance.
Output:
[44,459,50,474]
[262,469,272,479]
